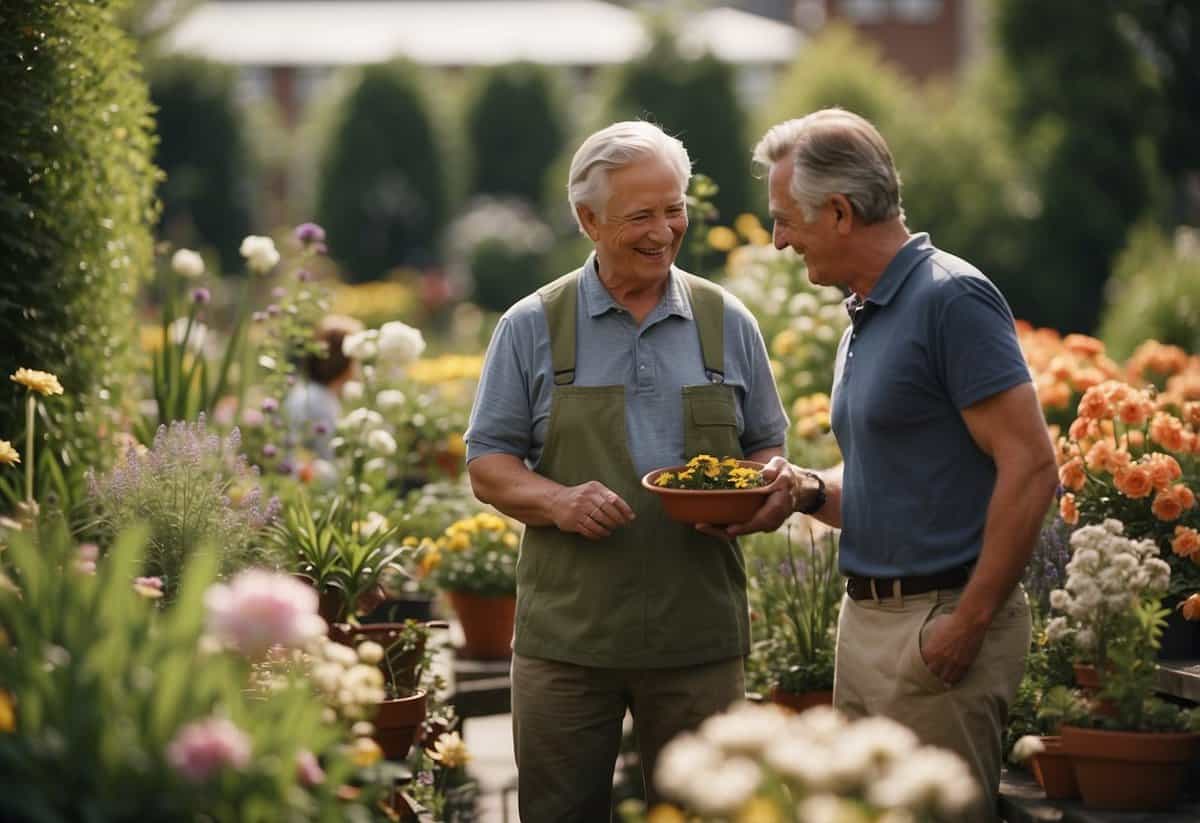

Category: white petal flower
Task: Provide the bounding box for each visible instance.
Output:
[376,389,407,410]
[359,511,388,537]
[341,380,364,402]
[338,407,383,432]
[1010,735,1045,763]
[699,702,786,756]
[378,321,426,365]
[655,732,722,800]
[171,248,205,278]
[366,428,397,456]
[685,756,761,816]
[342,329,379,361]
[1048,589,1070,611]
[764,735,836,791]
[239,235,280,274]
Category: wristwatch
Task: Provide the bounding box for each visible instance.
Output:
[794,471,826,515]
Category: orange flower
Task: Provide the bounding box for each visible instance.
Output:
[1048,355,1074,382]
[1055,437,1080,466]
[1064,334,1105,357]
[1084,440,1131,475]
[1149,413,1186,452]
[1038,379,1071,411]
[1114,463,1154,499]
[1117,397,1152,427]
[1173,526,1200,559]
[1126,430,1146,448]
[1152,490,1183,522]
[1148,454,1183,490]
[1077,386,1111,421]
[1073,368,1105,392]
[1059,458,1086,492]
[1171,483,1196,511]
[1059,493,1079,525]
[1069,416,1097,442]
[1181,594,1200,622]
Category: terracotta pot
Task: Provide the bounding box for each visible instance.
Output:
[1061,725,1199,810]
[641,461,771,525]
[1071,663,1118,717]
[374,688,428,761]
[1028,736,1078,800]
[769,687,833,714]
[335,622,428,694]
[447,590,516,660]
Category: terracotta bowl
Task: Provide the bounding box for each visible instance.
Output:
[642,460,772,525]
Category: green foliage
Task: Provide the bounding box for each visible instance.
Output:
[993,0,1164,331]
[465,62,566,208]
[604,23,752,235]
[149,57,253,272]
[744,525,841,695]
[0,0,159,504]
[316,61,447,282]
[446,198,554,313]
[1098,223,1200,360]
[0,522,378,820]
[1005,623,1076,754]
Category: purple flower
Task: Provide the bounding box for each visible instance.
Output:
[191,287,211,305]
[293,222,326,247]
[313,422,329,436]
[167,716,252,782]
[296,269,313,282]
[266,304,280,317]
[296,750,325,786]
[261,397,279,414]
[262,443,277,458]
[277,459,295,476]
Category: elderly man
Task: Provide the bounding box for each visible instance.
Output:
[465,120,791,821]
[740,109,1058,821]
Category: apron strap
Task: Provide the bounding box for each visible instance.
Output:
[680,272,726,383]
[538,269,581,386]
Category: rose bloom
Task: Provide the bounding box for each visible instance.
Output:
[166,716,252,782]
[1150,413,1187,452]
[1152,490,1183,522]
[1077,386,1111,421]
[1118,397,1152,427]
[1173,526,1200,559]
[1181,594,1200,622]
[1114,464,1154,500]
[1060,493,1079,525]
[1172,483,1196,511]
[1059,458,1087,492]
[1149,454,1183,490]
[1069,416,1097,442]
[1085,440,1121,474]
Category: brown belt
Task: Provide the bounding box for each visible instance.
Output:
[845,563,972,601]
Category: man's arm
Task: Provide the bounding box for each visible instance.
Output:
[919,381,1058,684]
[468,453,636,540]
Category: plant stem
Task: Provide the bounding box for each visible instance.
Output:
[24,393,35,505]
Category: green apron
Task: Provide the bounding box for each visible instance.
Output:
[512,268,751,668]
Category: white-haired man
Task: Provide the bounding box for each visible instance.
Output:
[465,121,797,820]
[735,109,1059,820]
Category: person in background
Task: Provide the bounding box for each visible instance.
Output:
[283,314,363,461]
[742,108,1058,821]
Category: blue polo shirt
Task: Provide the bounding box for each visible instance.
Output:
[465,255,788,478]
[830,234,1031,577]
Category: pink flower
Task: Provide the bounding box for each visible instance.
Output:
[166,716,252,782]
[76,543,99,575]
[296,749,325,786]
[134,576,164,599]
[204,570,325,658]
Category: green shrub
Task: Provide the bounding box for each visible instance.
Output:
[1098,223,1200,360]
[466,62,566,208]
[149,57,253,273]
[604,24,752,230]
[0,0,159,514]
[446,198,554,313]
[316,61,447,282]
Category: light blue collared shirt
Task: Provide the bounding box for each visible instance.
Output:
[466,256,788,478]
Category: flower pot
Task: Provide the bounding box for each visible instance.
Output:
[374,688,428,761]
[1028,736,1078,800]
[360,593,436,625]
[447,590,515,660]
[641,461,771,525]
[769,687,833,714]
[1071,663,1117,718]
[1061,725,1199,810]
[335,622,428,694]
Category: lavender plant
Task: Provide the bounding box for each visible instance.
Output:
[87,415,280,597]
[1022,513,1073,617]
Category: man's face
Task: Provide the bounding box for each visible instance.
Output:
[768,157,841,288]
[580,158,688,284]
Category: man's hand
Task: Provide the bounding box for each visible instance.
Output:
[550,481,636,540]
[919,612,988,686]
[696,457,805,540]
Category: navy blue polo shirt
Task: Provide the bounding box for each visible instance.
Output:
[830,234,1031,577]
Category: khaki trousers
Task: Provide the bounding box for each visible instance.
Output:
[511,653,745,823]
[834,585,1031,823]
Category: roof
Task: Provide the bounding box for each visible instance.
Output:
[161,1,802,67]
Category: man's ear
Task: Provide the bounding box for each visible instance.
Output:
[830,194,854,234]
[577,205,602,242]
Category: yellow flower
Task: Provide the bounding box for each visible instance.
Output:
[687,454,718,468]
[444,432,466,457]
[502,532,519,548]
[646,805,687,823]
[402,536,420,547]
[677,468,696,481]
[0,690,14,733]
[430,731,472,768]
[349,736,383,767]
[0,441,19,466]
[738,797,784,823]
[448,532,470,551]
[10,368,63,397]
[707,226,739,252]
[747,227,772,246]
[771,329,800,358]
[734,213,763,239]
[654,472,675,487]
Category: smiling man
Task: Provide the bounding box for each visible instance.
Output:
[465,121,792,821]
[743,109,1058,821]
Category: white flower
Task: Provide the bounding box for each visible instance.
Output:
[1010,735,1045,763]
[789,706,848,743]
[1049,589,1071,611]
[341,380,364,402]
[169,317,207,353]
[764,735,836,791]
[1044,616,1070,643]
[376,389,407,410]
[359,511,388,537]
[239,235,280,274]
[363,457,388,474]
[796,795,856,823]
[171,248,205,278]
[338,407,383,432]
[699,702,786,756]
[868,746,978,817]
[323,641,358,667]
[378,321,426,365]
[1075,628,1096,650]
[829,716,919,783]
[686,756,761,816]
[357,641,384,664]
[342,329,379,361]
[655,733,722,799]
[366,428,397,456]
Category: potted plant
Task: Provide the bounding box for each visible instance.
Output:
[1045,518,1200,810]
[642,455,771,525]
[424,511,519,660]
[745,522,840,712]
